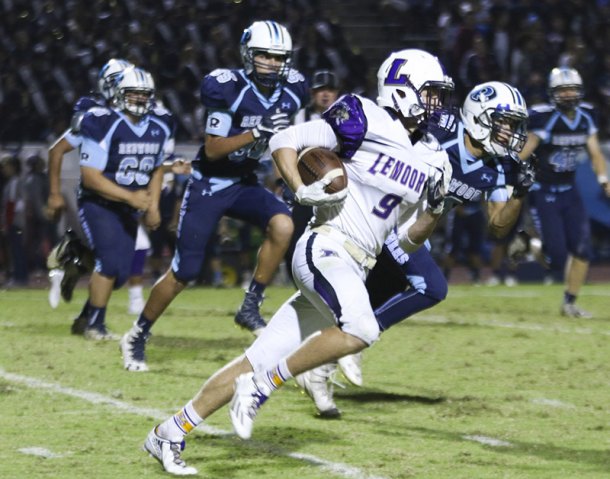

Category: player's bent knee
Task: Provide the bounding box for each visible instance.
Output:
[342,313,381,346]
[268,214,294,242]
[100,261,130,288]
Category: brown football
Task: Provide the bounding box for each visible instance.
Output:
[297,147,348,194]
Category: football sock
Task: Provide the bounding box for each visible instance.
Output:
[128,285,143,302]
[87,306,106,329]
[158,400,203,441]
[247,279,266,296]
[78,299,91,319]
[564,292,576,305]
[135,313,154,334]
[256,359,292,391]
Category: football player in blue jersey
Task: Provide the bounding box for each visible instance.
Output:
[46,59,179,323]
[120,20,308,371]
[70,67,172,340]
[297,80,535,417]
[515,67,610,318]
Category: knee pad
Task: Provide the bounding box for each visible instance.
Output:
[342,311,380,346]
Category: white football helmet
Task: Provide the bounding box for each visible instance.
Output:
[97,58,134,100]
[113,67,155,117]
[460,81,528,157]
[377,49,453,123]
[240,20,292,88]
[548,67,583,110]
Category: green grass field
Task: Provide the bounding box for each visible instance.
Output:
[1,283,609,479]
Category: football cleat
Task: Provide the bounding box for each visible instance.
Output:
[229,372,271,440]
[234,291,266,335]
[48,269,64,309]
[295,364,341,418]
[561,303,593,319]
[120,324,150,372]
[338,352,363,387]
[144,427,197,476]
[507,230,530,263]
[71,314,88,335]
[83,325,120,341]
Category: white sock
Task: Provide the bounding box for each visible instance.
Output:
[128,285,143,301]
[255,358,293,392]
[157,400,204,442]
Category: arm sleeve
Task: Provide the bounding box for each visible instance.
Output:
[269,120,338,153]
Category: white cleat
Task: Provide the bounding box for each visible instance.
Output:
[561,303,593,319]
[120,326,150,372]
[144,427,197,476]
[48,269,64,309]
[295,364,341,418]
[229,372,270,440]
[338,352,363,387]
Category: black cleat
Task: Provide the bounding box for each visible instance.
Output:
[234,291,266,335]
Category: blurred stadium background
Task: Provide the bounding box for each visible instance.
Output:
[1,0,609,285]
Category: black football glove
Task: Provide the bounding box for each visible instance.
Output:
[252,112,290,140]
[512,156,537,198]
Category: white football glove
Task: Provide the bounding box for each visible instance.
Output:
[295,170,348,206]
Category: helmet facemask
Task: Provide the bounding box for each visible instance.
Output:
[246,49,291,88]
[113,68,155,117]
[479,110,528,156]
[550,85,583,111]
[461,81,528,158]
[548,67,583,112]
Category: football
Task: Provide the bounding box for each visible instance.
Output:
[297,147,348,194]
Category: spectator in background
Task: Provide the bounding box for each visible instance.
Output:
[24,153,55,274]
[459,32,502,94]
[1,155,28,286]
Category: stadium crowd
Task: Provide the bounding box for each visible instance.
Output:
[1,0,610,287]
[2,0,610,143]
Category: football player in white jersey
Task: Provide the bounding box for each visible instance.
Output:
[142,49,452,475]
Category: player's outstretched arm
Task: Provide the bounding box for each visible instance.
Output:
[46,136,75,219]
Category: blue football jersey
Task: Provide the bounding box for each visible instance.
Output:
[194,67,308,180]
[78,107,172,201]
[430,120,519,206]
[527,102,597,185]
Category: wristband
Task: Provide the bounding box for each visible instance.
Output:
[597,174,608,185]
[251,127,261,140]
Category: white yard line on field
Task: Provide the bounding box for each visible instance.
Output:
[412,315,610,337]
[0,368,388,479]
[18,447,68,458]
[463,435,512,447]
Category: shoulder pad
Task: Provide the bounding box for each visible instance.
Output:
[322,94,367,159]
[529,103,554,113]
[285,69,306,84]
[201,69,240,109]
[74,95,104,113]
[70,111,86,133]
[579,102,595,111]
